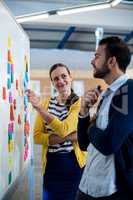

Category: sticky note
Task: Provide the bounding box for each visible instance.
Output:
[7,78,11,89]
[25,72,29,82]
[24,121,30,136]
[10,104,14,121]
[10,56,14,65]
[24,78,28,89]
[8,158,13,168]
[24,95,28,107]
[18,114,21,124]
[2,87,6,100]
[9,91,13,103]
[26,143,29,151]
[24,112,28,122]
[11,64,14,72]
[8,50,11,62]
[13,99,16,110]
[8,141,13,152]
[8,171,12,185]
[11,72,14,83]
[8,35,11,48]
[11,123,14,132]
[8,123,12,133]
[24,143,29,161]
[16,79,18,90]
[7,63,11,74]
[26,63,28,72]
[8,133,12,141]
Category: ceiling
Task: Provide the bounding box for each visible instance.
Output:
[4,0,133,53]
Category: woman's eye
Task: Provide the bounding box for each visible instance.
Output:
[53,77,59,82]
[62,74,67,79]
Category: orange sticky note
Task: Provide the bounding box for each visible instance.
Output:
[24,121,30,136]
[16,79,18,90]
[8,50,11,62]
[2,87,6,100]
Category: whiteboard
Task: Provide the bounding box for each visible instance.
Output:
[0,1,30,199]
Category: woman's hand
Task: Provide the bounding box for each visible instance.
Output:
[65,131,77,142]
[49,134,66,145]
[26,89,40,109]
[49,131,77,145]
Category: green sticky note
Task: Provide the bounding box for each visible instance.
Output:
[8,171,12,184]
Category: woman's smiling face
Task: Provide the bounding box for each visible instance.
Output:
[50,66,72,95]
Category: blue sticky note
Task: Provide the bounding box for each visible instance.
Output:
[24,95,28,107]
[7,63,11,74]
[8,133,12,141]
[11,72,14,83]
[7,78,11,89]
[24,78,28,89]
[25,72,29,82]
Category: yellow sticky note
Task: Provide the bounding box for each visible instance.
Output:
[8,158,13,168]
[8,141,14,152]
[8,34,11,48]
[10,56,14,64]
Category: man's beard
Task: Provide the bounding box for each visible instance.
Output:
[93,62,110,79]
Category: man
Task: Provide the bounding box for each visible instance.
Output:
[76,36,133,200]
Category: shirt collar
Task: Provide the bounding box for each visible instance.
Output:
[101,74,129,98]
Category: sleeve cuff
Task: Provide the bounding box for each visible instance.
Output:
[79,112,90,118]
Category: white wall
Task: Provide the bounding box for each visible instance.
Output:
[30,48,133,71]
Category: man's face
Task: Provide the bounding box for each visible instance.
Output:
[91,44,110,79]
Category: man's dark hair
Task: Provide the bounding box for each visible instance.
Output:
[99,36,131,72]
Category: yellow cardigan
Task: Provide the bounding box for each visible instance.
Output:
[33,97,87,175]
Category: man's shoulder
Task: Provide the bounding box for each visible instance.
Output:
[126,79,133,85]
[118,79,133,92]
[124,79,133,92]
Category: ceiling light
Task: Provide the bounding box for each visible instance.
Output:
[57,3,111,15]
[16,0,122,23]
[110,0,122,7]
[57,0,122,16]
[16,12,49,23]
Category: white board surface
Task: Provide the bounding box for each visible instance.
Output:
[0,1,30,199]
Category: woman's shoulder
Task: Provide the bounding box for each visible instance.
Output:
[70,97,81,110]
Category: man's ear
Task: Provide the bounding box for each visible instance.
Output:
[108,56,117,69]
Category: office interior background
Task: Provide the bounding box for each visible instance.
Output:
[1,0,133,199]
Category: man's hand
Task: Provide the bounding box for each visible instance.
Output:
[80,88,100,116]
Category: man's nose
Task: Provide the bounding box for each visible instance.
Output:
[91,59,94,65]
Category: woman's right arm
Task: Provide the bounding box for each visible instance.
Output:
[33,112,49,146]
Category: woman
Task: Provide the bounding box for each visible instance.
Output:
[26,63,87,200]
